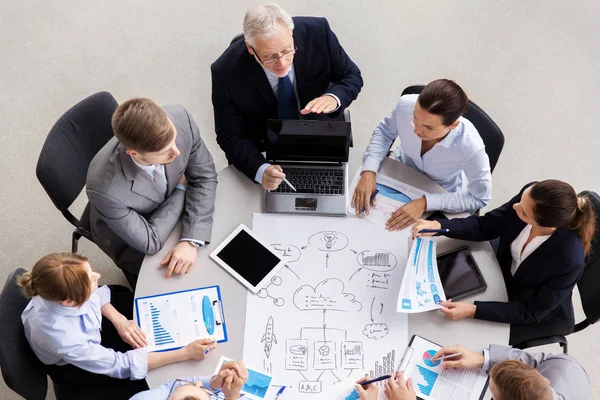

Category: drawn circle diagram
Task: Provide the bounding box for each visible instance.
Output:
[256,276,285,306]
[357,249,397,272]
[269,244,301,263]
[308,231,349,252]
[423,350,440,367]
[318,345,331,356]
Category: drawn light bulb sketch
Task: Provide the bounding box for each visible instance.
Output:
[308,231,349,252]
[256,276,285,306]
[261,316,278,358]
[356,250,397,272]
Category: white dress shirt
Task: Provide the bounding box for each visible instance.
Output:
[510,224,552,276]
[22,285,148,379]
[254,64,341,184]
[362,94,492,213]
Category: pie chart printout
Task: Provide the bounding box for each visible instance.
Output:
[422,350,440,367]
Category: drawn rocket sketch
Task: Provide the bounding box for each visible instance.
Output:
[261,316,278,358]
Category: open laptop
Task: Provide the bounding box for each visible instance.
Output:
[264,119,350,215]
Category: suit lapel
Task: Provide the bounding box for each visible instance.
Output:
[512,232,555,279]
[119,149,165,204]
[245,54,277,112]
[293,47,309,107]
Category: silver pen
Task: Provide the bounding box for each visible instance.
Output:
[282,177,296,192]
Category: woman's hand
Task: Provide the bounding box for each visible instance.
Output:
[439,300,477,320]
[183,338,217,360]
[411,219,441,239]
[384,373,416,400]
[386,198,428,231]
[352,171,377,216]
[115,318,147,349]
[355,377,378,400]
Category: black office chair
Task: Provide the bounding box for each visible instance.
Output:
[512,190,600,354]
[36,91,118,253]
[0,268,49,399]
[397,85,505,173]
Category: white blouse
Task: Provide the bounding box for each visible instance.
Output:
[510,224,552,276]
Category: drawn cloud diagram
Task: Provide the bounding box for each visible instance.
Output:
[269,244,301,263]
[362,323,389,339]
[308,231,349,252]
[357,250,397,272]
[293,278,362,312]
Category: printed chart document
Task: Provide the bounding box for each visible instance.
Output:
[214,356,274,400]
[397,238,447,313]
[135,286,227,352]
[348,167,428,225]
[397,335,488,400]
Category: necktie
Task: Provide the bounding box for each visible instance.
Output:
[277,75,299,119]
[153,165,168,197]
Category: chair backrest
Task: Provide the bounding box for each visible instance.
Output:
[230,33,244,45]
[577,190,600,326]
[400,85,505,172]
[0,268,48,400]
[36,91,118,227]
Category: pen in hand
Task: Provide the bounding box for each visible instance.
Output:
[435,352,463,361]
[361,189,380,214]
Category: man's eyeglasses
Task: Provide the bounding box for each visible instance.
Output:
[167,379,220,399]
[251,46,297,66]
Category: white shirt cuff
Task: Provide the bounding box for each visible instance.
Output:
[362,158,381,174]
[179,238,205,247]
[324,93,341,113]
[482,348,490,372]
[128,347,149,380]
[175,184,187,191]
[424,193,442,212]
[255,163,272,184]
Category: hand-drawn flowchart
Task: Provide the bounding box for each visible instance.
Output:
[245,214,410,399]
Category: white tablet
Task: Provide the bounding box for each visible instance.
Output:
[210,224,285,293]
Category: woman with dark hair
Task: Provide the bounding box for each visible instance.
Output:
[353,79,492,231]
[412,180,596,344]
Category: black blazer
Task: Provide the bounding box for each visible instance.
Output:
[439,183,585,327]
[211,16,363,180]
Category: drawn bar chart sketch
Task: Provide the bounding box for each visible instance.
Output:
[245,214,410,399]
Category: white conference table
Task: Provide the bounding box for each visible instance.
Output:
[135,147,509,389]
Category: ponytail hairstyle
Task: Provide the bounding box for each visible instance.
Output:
[417,79,469,126]
[529,180,596,254]
[18,253,92,307]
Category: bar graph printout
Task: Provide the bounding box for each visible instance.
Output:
[135,286,228,352]
[398,335,488,400]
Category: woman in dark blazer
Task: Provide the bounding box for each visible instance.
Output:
[412,180,595,345]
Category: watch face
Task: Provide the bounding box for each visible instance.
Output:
[187,241,200,247]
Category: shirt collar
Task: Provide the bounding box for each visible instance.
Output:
[130,155,157,177]
[37,295,93,317]
[261,63,295,84]
[436,120,462,148]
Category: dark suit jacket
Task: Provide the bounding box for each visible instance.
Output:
[86,105,218,275]
[439,183,584,327]
[211,16,363,180]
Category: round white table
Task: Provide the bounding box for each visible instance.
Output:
[135,148,509,388]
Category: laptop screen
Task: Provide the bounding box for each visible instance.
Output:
[266,120,350,163]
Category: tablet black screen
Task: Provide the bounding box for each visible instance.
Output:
[437,248,487,300]
[216,230,281,286]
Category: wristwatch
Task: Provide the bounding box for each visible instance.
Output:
[186,240,201,248]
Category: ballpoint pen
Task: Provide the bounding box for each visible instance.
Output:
[361,189,380,213]
[282,177,296,192]
[418,228,450,234]
[274,386,286,399]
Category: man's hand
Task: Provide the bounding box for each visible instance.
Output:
[300,95,338,115]
[411,219,442,239]
[384,373,416,400]
[351,171,377,216]
[210,360,249,390]
[221,370,246,400]
[433,345,484,369]
[355,377,378,400]
[262,165,285,191]
[386,198,427,231]
[159,241,198,278]
[115,316,147,349]
[178,174,187,186]
[183,338,217,360]
[439,300,477,321]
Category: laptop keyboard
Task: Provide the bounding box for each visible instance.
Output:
[275,167,345,194]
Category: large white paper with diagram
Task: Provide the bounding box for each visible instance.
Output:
[244,214,410,399]
[397,238,447,313]
[348,167,428,225]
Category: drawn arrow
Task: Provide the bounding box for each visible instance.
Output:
[350,249,357,254]
[316,371,325,382]
[349,268,362,281]
[380,303,384,315]
[322,310,327,342]
[370,297,376,322]
[301,245,308,250]
[331,371,342,382]
[325,253,330,268]
[285,264,300,279]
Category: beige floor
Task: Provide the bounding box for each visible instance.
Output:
[1,0,599,398]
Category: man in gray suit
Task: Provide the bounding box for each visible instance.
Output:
[86,98,217,284]
[429,344,591,400]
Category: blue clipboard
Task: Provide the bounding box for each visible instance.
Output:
[135,285,228,352]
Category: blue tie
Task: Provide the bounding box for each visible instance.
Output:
[277,75,299,119]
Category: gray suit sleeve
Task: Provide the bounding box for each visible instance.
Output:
[488,344,552,369]
[180,109,218,243]
[87,188,185,255]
